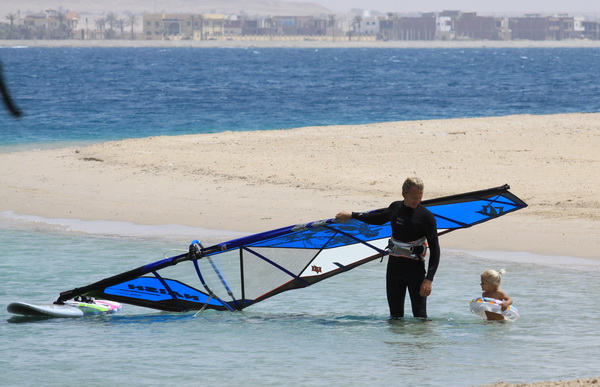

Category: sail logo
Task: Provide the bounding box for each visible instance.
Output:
[477,204,504,217]
[105,280,207,302]
[311,265,322,274]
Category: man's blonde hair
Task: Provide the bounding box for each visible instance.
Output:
[402,177,424,194]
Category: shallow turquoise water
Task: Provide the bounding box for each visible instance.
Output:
[1,216,599,386]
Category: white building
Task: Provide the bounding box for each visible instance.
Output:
[435,16,453,40]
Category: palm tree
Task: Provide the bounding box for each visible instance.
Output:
[328,14,337,41]
[105,12,117,30]
[116,19,126,37]
[124,12,136,40]
[56,12,68,39]
[95,18,106,39]
[265,17,276,40]
[352,15,363,40]
[5,13,18,26]
[197,15,204,40]
[5,13,18,39]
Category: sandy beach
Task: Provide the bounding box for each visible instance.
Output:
[1,113,599,259]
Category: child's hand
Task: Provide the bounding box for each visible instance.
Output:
[501,302,508,311]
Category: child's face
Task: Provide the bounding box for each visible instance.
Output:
[480,279,496,292]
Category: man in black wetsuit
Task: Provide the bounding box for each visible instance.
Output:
[335,177,440,319]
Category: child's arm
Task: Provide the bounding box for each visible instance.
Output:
[496,290,513,311]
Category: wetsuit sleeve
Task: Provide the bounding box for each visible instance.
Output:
[351,208,390,225]
[424,212,440,282]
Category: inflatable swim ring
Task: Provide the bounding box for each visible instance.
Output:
[469,297,519,321]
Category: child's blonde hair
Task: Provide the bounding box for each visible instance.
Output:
[481,268,506,289]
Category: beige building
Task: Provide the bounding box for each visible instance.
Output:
[143,13,225,40]
[22,9,79,38]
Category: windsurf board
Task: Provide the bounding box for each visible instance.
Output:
[7,300,122,318]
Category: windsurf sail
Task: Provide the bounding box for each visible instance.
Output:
[57,184,527,312]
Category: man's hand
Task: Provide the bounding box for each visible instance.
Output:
[335,211,352,222]
[420,279,432,297]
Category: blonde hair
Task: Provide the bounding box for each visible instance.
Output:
[402,177,424,194]
[481,269,506,289]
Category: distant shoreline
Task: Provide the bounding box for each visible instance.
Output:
[2,38,600,49]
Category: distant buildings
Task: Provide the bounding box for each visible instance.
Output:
[140,11,599,41]
[377,11,597,41]
[509,14,588,40]
[1,9,599,41]
[380,16,436,41]
[143,13,225,40]
[2,9,80,39]
[141,14,348,41]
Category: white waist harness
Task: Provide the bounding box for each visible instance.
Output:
[387,236,427,260]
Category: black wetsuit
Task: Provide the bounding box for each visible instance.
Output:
[352,201,440,318]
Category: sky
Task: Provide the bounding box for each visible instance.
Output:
[309,0,599,14]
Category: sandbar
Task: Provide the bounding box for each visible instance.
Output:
[1,113,599,259]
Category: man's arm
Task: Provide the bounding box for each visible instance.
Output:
[336,208,390,225]
[421,211,440,297]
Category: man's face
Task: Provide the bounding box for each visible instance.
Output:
[402,187,423,209]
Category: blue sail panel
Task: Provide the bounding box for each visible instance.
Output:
[428,193,525,230]
[104,277,214,304]
[103,277,225,309]
[248,220,390,249]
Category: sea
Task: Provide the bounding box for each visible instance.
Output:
[1,46,600,387]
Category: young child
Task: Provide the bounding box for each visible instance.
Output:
[480,269,513,311]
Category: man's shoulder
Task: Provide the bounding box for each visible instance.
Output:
[416,203,432,212]
[388,201,405,211]
[417,204,436,219]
